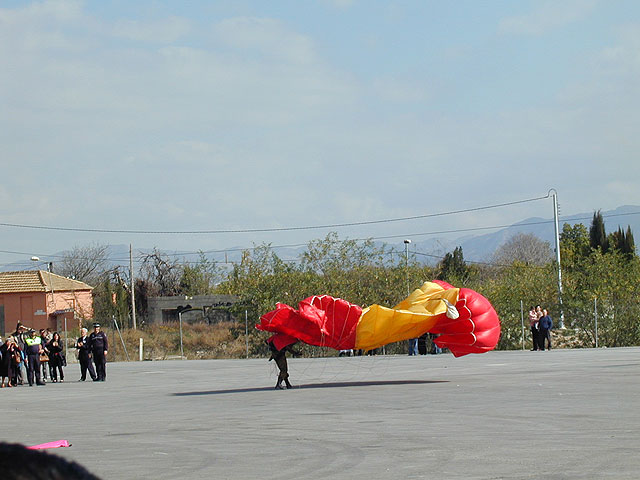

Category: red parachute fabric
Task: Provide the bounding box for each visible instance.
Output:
[257,281,501,356]
[267,333,299,351]
[258,295,362,350]
[430,280,501,357]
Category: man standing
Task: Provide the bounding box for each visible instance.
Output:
[89,323,108,381]
[539,309,553,351]
[266,335,300,390]
[76,328,97,381]
[24,329,45,386]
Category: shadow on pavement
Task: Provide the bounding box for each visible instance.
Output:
[172,379,448,396]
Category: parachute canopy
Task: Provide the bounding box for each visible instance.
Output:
[257,280,500,357]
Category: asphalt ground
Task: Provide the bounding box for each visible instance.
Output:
[3,347,639,479]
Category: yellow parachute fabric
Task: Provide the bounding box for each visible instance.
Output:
[354,282,460,351]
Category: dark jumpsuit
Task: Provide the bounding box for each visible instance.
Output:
[267,340,299,389]
[89,331,108,381]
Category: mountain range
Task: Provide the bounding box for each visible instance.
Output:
[3,205,638,272]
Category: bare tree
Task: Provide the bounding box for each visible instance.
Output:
[492,233,553,266]
[58,243,110,285]
[139,248,183,296]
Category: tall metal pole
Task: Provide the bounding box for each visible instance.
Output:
[130,244,137,330]
[404,239,411,296]
[550,190,565,328]
[404,239,413,356]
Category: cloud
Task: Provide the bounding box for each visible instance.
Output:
[370,77,430,103]
[499,0,597,35]
[213,17,316,65]
[320,0,356,9]
[112,16,191,43]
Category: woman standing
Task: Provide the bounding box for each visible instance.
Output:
[0,337,19,387]
[47,332,65,382]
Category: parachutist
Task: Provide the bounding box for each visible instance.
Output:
[266,335,300,390]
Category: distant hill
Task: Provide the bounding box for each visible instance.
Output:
[2,206,638,273]
[421,205,640,264]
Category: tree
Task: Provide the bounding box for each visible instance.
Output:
[482,262,556,350]
[139,249,183,296]
[180,253,221,295]
[437,246,468,283]
[58,243,110,285]
[492,233,553,266]
[589,210,609,253]
[300,232,385,275]
[608,226,636,260]
[562,249,640,347]
[624,226,636,258]
[560,223,590,260]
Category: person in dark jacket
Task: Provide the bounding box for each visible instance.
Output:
[24,329,45,386]
[89,323,108,381]
[76,328,97,381]
[0,337,19,388]
[12,323,28,385]
[266,336,300,390]
[539,309,553,351]
[47,332,65,382]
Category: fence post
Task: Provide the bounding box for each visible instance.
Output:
[594,297,598,348]
[139,337,143,361]
[520,300,525,350]
[245,310,249,359]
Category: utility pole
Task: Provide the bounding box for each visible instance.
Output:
[404,239,411,296]
[130,244,137,330]
[550,189,565,328]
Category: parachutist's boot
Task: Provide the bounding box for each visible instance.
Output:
[285,380,293,389]
[275,382,284,389]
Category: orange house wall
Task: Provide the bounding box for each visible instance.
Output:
[0,290,93,335]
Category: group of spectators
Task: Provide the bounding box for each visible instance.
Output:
[0,322,109,388]
[529,305,553,351]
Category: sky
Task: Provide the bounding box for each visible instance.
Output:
[1,0,639,269]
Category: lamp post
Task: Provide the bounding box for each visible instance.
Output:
[403,239,411,296]
[31,256,64,354]
[176,305,192,359]
[404,239,417,356]
[176,304,201,359]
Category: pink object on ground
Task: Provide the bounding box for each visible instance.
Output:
[27,440,71,450]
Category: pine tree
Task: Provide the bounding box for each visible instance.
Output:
[437,246,469,282]
[624,226,636,259]
[589,210,609,253]
[610,226,625,252]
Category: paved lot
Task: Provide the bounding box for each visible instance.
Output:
[3,347,640,479]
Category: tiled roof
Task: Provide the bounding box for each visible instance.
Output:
[0,271,93,294]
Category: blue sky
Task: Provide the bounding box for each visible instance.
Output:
[1,0,639,267]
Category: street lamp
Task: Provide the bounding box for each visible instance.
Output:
[403,239,416,355]
[176,304,192,359]
[31,256,64,354]
[403,239,411,296]
[176,304,202,359]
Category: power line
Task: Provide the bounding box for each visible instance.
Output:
[0,194,551,235]
[1,209,639,268]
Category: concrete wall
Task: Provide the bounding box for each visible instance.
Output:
[146,295,240,325]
